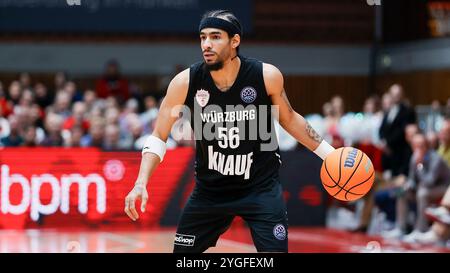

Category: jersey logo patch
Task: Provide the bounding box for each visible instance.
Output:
[240,86,257,103]
[195,89,210,107]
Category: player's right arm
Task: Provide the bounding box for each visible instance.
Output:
[124,68,190,221]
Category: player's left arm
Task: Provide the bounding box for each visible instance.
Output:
[263,63,335,160]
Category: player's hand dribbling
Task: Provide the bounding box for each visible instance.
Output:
[124,183,148,221]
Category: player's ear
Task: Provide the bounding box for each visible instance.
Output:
[230,34,240,50]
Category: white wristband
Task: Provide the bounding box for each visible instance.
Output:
[313,140,335,160]
[142,135,166,162]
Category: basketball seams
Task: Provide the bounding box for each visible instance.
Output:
[333,149,364,199]
[322,148,355,195]
[322,163,358,196]
[338,147,344,183]
[322,147,345,188]
[323,158,339,187]
[321,174,365,197]
[344,170,374,200]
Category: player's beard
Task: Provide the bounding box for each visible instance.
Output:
[204,49,230,71]
[205,60,224,71]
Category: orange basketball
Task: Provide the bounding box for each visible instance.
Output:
[320,147,375,202]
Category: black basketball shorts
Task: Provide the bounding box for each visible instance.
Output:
[173,180,288,253]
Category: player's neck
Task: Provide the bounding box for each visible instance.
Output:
[210,56,241,92]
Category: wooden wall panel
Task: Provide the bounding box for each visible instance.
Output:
[284,75,370,115]
[375,70,450,106]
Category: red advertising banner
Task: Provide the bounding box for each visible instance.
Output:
[0,147,194,229]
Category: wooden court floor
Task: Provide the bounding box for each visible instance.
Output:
[0,226,448,253]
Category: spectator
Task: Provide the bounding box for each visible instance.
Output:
[63,102,90,133]
[0,82,13,117]
[381,91,392,113]
[322,101,343,148]
[22,126,38,147]
[438,120,450,166]
[0,115,9,140]
[13,106,33,131]
[119,99,139,131]
[128,115,143,149]
[321,102,334,142]
[49,91,72,119]
[361,95,383,145]
[95,59,130,105]
[379,84,416,178]
[406,123,420,142]
[105,107,120,126]
[123,98,139,115]
[29,103,45,128]
[19,72,32,90]
[390,83,417,123]
[405,185,450,246]
[375,124,419,229]
[422,100,444,133]
[0,115,23,146]
[65,126,84,147]
[19,89,35,108]
[103,124,122,150]
[8,81,22,105]
[41,113,64,147]
[34,82,53,109]
[127,115,144,149]
[54,71,67,93]
[383,133,450,240]
[427,131,440,150]
[83,89,97,113]
[64,81,83,103]
[139,95,159,135]
[118,113,142,150]
[89,104,105,121]
[331,96,344,118]
[105,96,119,110]
[329,96,346,146]
[80,118,105,148]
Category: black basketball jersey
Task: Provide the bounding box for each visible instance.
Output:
[184,56,282,198]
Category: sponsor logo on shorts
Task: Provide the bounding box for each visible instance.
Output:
[273,224,286,240]
[174,233,196,247]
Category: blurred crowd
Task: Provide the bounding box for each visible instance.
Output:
[1,62,450,248]
[305,84,450,248]
[0,60,192,151]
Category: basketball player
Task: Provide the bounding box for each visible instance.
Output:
[124,10,335,253]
